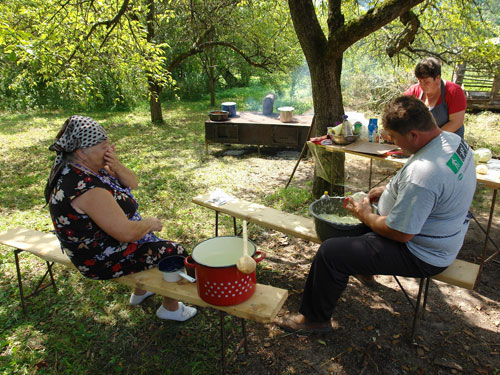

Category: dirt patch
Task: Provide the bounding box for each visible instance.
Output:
[213,146,500,375]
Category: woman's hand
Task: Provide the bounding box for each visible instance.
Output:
[103,144,139,189]
[104,144,121,173]
[143,217,163,232]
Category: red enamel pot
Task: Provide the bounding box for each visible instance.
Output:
[185,236,265,306]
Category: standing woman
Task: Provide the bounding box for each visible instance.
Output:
[45,115,196,322]
[405,57,467,138]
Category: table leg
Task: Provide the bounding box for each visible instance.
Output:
[369,159,373,189]
[477,189,498,282]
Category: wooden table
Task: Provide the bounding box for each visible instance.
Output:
[307,140,500,282]
[205,112,313,153]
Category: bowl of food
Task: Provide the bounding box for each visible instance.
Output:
[309,196,369,242]
[331,134,359,145]
[209,110,230,121]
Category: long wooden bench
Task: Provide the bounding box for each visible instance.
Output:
[193,192,480,337]
[0,227,287,323]
[0,227,288,373]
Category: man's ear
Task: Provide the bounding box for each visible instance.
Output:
[408,129,419,141]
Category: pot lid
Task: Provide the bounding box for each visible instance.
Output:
[278,106,294,112]
[192,236,256,268]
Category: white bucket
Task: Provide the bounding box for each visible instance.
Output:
[278,106,294,122]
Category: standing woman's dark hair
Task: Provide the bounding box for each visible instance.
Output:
[414,57,442,79]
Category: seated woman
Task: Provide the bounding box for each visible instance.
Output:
[45,115,196,322]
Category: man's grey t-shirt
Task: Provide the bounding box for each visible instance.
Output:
[378,131,477,267]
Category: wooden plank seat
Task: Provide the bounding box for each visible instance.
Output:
[193,193,480,338]
[0,227,287,323]
[0,226,289,374]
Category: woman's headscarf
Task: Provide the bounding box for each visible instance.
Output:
[45,115,108,203]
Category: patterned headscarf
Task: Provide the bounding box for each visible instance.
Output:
[45,115,108,203]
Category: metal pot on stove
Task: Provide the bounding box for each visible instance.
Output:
[185,236,265,306]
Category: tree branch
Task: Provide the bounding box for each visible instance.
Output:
[288,0,328,61]
[328,0,425,58]
[57,0,130,74]
[385,10,420,58]
[168,41,275,73]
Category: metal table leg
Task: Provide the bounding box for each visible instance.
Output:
[477,189,498,283]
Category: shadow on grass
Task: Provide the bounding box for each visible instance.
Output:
[0,260,245,375]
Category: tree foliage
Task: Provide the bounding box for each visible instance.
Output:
[0,0,301,113]
[0,0,172,110]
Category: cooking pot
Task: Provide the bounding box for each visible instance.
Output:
[185,236,265,306]
[209,110,229,121]
[309,197,370,242]
[221,102,237,117]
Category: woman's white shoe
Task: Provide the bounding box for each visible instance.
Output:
[156,302,197,322]
[129,291,155,305]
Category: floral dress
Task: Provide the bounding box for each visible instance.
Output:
[49,164,186,280]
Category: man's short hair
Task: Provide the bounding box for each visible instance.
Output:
[414,57,441,79]
[383,96,437,135]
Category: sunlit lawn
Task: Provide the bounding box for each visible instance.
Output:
[0,91,499,374]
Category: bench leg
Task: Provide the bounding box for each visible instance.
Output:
[213,212,238,238]
[220,311,226,375]
[218,311,249,374]
[14,250,27,315]
[394,276,431,339]
[410,278,430,339]
[241,318,248,355]
[215,212,219,237]
[13,249,58,315]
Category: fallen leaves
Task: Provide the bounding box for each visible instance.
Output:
[433,358,463,372]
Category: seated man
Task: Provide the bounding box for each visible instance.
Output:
[276,95,477,332]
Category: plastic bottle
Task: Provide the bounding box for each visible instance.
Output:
[360,123,369,141]
[368,119,378,143]
[320,191,329,199]
[353,121,362,135]
[343,115,353,136]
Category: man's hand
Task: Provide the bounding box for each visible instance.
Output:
[344,197,372,222]
[368,186,385,203]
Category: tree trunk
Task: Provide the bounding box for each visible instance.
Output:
[209,65,215,106]
[147,0,163,123]
[288,0,425,198]
[310,57,345,197]
[149,81,163,123]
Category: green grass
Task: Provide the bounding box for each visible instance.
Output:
[1,87,499,374]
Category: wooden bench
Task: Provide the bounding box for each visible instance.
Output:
[193,193,480,337]
[0,227,288,373]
